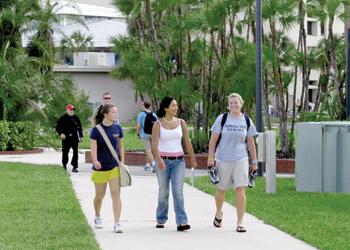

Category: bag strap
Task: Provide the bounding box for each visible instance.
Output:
[96,124,120,164]
[215,112,228,150]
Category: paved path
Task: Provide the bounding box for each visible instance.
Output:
[0,149,316,250]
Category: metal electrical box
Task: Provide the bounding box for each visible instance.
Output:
[296,122,350,193]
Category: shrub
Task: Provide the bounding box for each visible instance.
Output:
[0,121,10,150]
[6,121,40,150]
[189,129,209,154]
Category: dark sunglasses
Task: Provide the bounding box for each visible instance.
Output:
[104,97,111,100]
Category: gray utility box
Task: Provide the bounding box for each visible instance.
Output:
[296,122,350,193]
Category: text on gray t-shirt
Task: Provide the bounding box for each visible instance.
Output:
[211,113,257,162]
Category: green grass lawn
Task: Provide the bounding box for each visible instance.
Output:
[188,176,350,250]
[46,128,144,151]
[0,162,100,250]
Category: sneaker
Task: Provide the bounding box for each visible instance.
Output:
[144,165,150,171]
[114,223,123,233]
[94,217,103,229]
[72,168,78,173]
[151,161,156,173]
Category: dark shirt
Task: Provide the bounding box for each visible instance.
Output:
[55,114,83,142]
[90,123,124,171]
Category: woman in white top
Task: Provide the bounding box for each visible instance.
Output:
[208,93,258,233]
[152,96,197,231]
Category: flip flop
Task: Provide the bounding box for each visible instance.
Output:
[213,212,223,227]
[236,225,247,233]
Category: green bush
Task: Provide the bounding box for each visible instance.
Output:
[0,120,10,150]
[4,121,40,150]
[189,129,209,154]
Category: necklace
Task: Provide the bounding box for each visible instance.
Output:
[162,117,175,123]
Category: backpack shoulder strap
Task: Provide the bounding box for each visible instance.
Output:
[215,112,228,150]
[221,112,228,129]
[96,125,120,163]
[243,113,250,131]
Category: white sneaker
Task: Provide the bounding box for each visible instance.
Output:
[144,165,150,171]
[94,217,103,229]
[114,223,123,233]
[151,161,156,173]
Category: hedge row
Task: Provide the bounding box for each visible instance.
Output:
[0,121,40,151]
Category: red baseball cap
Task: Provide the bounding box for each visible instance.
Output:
[66,104,75,110]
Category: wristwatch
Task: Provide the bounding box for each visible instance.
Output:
[251,159,258,165]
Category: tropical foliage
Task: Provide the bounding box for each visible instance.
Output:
[112,0,349,157]
[0,0,92,151]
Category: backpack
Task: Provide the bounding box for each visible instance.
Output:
[215,112,251,150]
[143,111,157,134]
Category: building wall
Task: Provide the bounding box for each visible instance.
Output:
[69,72,141,123]
[75,0,115,8]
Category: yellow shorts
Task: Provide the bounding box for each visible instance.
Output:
[91,167,120,184]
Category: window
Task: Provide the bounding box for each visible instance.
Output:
[307,21,317,36]
[320,21,325,36]
[308,81,318,104]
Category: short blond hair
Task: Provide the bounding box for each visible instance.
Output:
[227,93,244,105]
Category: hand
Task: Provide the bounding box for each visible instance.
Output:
[60,134,66,140]
[158,159,166,170]
[93,161,101,170]
[118,161,125,168]
[249,164,258,173]
[191,160,197,169]
[78,137,83,143]
[207,158,215,168]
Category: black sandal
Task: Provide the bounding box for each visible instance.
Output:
[213,212,223,228]
[156,223,165,228]
[177,224,191,231]
[236,225,247,233]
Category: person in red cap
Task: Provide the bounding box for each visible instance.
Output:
[55,104,83,172]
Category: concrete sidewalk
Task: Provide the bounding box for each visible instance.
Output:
[0,149,316,250]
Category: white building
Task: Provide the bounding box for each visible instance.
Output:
[48,1,345,119]
[49,1,140,123]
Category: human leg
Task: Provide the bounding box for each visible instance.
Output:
[93,182,107,228]
[61,139,70,169]
[109,177,121,224]
[235,187,246,225]
[169,159,188,226]
[155,161,171,225]
[232,160,249,230]
[71,141,79,171]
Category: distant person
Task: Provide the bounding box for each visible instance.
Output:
[95,92,120,124]
[207,93,257,233]
[136,101,157,172]
[152,96,197,231]
[55,104,83,172]
[90,104,125,233]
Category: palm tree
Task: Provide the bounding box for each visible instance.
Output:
[263,0,298,156]
[59,31,93,64]
[307,0,349,119]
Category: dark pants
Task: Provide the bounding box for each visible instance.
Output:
[62,139,78,169]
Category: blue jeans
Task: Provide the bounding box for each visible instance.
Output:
[155,159,188,225]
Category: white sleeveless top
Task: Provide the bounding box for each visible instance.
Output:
[159,120,184,156]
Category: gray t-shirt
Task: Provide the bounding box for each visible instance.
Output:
[211,113,257,162]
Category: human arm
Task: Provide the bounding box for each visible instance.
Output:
[207,132,219,167]
[180,119,197,168]
[136,112,142,137]
[151,121,165,170]
[118,138,125,165]
[77,117,83,139]
[90,139,101,169]
[56,117,66,139]
[247,136,257,172]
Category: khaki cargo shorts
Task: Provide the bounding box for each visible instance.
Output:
[215,159,249,190]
